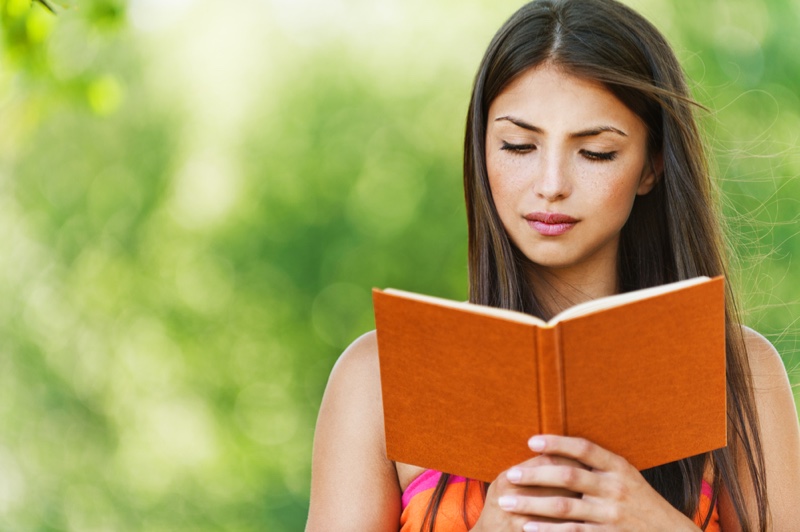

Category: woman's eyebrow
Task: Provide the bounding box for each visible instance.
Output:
[571,125,628,138]
[494,116,628,138]
[494,115,543,133]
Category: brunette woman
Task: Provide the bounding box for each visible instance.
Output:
[306,0,800,530]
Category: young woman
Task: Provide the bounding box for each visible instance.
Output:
[306,0,800,530]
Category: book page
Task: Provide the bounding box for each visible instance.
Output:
[381,288,547,327]
[548,276,710,325]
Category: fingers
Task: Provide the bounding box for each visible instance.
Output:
[498,491,612,524]
[506,465,600,496]
[486,436,632,527]
[495,449,592,500]
[521,522,592,532]
[528,435,628,472]
[518,454,589,470]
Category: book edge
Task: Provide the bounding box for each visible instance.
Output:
[378,288,548,327]
[548,276,715,325]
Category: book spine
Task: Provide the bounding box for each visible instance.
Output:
[536,326,566,435]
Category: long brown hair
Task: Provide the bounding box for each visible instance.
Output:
[422,0,769,530]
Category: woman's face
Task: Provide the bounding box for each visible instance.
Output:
[485,64,657,275]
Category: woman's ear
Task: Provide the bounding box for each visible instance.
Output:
[637,151,663,195]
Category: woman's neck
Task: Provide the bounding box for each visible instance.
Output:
[526,257,619,320]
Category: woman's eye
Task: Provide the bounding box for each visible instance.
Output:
[581,150,618,161]
[501,141,535,154]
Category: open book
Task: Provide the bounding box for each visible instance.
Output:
[373,276,727,482]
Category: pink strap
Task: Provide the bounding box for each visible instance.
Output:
[401,470,468,510]
[701,479,713,499]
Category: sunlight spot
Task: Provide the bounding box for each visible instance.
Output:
[169,150,241,229]
[129,0,194,33]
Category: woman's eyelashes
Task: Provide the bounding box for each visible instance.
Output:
[501,141,535,153]
[500,141,618,162]
[581,149,618,161]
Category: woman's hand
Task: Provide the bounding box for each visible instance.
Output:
[496,435,701,531]
[470,454,586,531]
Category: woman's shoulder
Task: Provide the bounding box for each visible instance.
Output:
[330,330,380,381]
[307,330,401,531]
[319,330,384,439]
[739,325,788,380]
[732,326,800,528]
[737,324,797,429]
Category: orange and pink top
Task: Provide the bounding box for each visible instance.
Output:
[400,469,720,531]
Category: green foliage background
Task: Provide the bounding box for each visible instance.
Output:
[0,0,797,529]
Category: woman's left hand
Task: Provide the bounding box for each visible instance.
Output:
[499,435,701,531]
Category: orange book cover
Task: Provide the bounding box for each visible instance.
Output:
[373,276,727,483]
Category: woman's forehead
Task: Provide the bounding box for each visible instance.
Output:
[487,64,647,138]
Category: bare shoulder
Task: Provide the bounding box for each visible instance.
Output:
[307,331,401,531]
[740,325,792,385]
[738,325,797,422]
[329,330,380,386]
[319,330,383,438]
[315,331,385,450]
[737,325,800,528]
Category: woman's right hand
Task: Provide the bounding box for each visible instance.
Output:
[470,454,587,531]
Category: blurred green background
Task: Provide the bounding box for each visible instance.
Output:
[0,0,797,529]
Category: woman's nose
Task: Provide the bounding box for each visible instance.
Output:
[533,151,572,202]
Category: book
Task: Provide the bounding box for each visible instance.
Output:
[372,276,727,482]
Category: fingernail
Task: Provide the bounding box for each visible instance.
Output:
[528,436,545,452]
[498,495,517,510]
[523,523,539,532]
[506,467,522,482]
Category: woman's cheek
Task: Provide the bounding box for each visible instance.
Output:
[490,161,535,198]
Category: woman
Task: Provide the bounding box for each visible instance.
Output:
[306,0,800,530]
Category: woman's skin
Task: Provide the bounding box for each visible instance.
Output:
[305,64,800,531]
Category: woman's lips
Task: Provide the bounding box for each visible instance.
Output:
[524,212,578,236]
